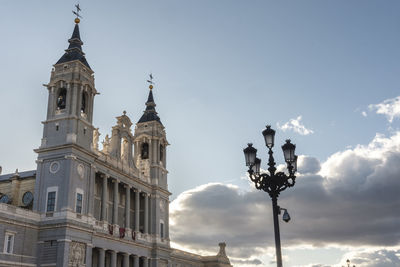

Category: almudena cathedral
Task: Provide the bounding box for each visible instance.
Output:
[0,15,233,267]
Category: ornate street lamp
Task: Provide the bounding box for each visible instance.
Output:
[243,125,298,267]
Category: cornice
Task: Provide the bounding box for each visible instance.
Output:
[41,115,94,128]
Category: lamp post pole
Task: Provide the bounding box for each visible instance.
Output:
[243,125,298,267]
[272,196,282,267]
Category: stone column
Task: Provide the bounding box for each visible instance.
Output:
[98,248,105,267]
[123,253,129,267]
[101,175,108,221]
[47,86,55,119]
[70,82,78,115]
[133,255,139,267]
[88,86,94,122]
[85,244,93,267]
[113,179,119,225]
[143,256,149,267]
[88,165,96,216]
[133,142,138,165]
[135,189,140,232]
[125,185,130,228]
[144,193,149,234]
[166,199,170,239]
[111,250,117,267]
[163,143,167,168]
[56,240,70,267]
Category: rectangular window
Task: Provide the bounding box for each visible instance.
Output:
[160,222,164,239]
[76,193,83,214]
[47,191,56,212]
[3,232,14,254]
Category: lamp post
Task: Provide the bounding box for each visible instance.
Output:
[243,125,298,267]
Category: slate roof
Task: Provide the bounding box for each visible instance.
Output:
[138,89,163,125]
[0,170,36,182]
[56,23,91,69]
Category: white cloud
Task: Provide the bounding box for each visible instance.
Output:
[362,111,367,117]
[277,116,314,135]
[170,131,400,266]
[339,248,400,267]
[369,96,400,123]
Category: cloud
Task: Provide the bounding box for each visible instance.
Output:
[361,111,367,117]
[170,132,400,264]
[293,265,330,267]
[277,116,314,135]
[340,248,400,267]
[230,258,263,265]
[297,155,321,174]
[369,96,400,123]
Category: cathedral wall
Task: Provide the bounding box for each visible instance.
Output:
[35,156,71,213]
[0,204,39,266]
[0,177,35,207]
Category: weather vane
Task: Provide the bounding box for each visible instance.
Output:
[72,4,82,23]
[147,73,155,90]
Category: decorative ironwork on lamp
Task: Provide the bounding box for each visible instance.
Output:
[243,125,298,267]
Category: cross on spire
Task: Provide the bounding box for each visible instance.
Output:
[147,73,155,84]
[72,4,82,23]
[147,73,155,90]
[73,4,82,18]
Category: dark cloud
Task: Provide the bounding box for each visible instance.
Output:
[170,132,400,262]
[297,155,320,174]
[230,258,263,265]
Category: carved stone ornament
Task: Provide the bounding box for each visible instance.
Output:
[68,241,86,267]
[217,242,227,257]
[102,134,110,154]
[159,199,165,212]
[93,128,100,150]
[77,164,85,179]
[49,161,60,174]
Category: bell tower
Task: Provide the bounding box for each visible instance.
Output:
[133,77,171,247]
[40,17,97,151]
[133,79,169,189]
[34,15,98,218]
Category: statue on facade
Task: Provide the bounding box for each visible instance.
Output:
[217,242,227,257]
[102,134,110,154]
[93,128,100,150]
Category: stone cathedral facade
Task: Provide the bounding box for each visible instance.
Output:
[0,18,232,267]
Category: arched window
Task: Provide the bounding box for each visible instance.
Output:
[56,88,67,110]
[81,92,87,114]
[160,144,164,161]
[141,143,149,159]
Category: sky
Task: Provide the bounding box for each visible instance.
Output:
[1,1,400,266]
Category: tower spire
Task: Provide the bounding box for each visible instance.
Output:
[55,5,90,69]
[138,74,162,125]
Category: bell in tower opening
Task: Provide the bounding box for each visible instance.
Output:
[81,92,87,114]
[160,144,164,161]
[57,88,67,110]
[141,143,149,159]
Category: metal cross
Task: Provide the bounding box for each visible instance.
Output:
[147,73,155,85]
[72,4,82,19]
